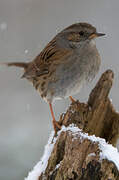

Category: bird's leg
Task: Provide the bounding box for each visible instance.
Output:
[49,103,61,133]
[69,96,76,103]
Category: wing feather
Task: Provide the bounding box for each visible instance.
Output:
[23,38,72,78]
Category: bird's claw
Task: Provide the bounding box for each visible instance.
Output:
[53,120,61,134]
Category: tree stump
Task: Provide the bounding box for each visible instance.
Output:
[26,70,119,180]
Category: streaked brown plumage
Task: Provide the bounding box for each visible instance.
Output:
[0,22,105,133]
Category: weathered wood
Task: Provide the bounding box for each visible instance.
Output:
[39,131,119,180]
[38,70,119,180]
[59,69,119,146]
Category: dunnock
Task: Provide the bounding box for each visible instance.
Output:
[1,23,105,132]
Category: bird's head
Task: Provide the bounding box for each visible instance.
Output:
[60,23,105,47]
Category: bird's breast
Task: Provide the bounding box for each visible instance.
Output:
[34,44,101,103]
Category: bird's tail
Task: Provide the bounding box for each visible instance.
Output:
[0,62,28,69]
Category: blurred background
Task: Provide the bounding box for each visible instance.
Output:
[0,0,119,179]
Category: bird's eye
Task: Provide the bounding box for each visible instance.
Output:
[79,31,84,36]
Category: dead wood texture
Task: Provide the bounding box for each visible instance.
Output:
[39,70,119,180]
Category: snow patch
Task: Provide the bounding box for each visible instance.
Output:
[25,124,119,180]
[110,98,112,103]
[55,163,61,170]
[88,152,96,157]
[25,131,57,180]
[55,28,60,33]
[63,124,119,170]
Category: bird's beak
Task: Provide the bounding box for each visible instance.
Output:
[89,32,105,39]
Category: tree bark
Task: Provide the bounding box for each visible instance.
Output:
[38,70,119,180]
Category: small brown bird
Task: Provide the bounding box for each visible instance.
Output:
[1,23,105,133]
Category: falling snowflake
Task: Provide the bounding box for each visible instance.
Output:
[0,22,7,31]
[25,49,28,54]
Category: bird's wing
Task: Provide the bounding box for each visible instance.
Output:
[23,38,72,78]
[38,38,72,63]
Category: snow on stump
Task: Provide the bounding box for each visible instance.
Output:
[25,70,119,180]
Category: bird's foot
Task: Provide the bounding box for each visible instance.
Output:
[49,102,61,134]
[53,119,61,134]
[69,96,76,103]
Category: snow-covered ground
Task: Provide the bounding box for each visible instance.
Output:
[25,124,119,180]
